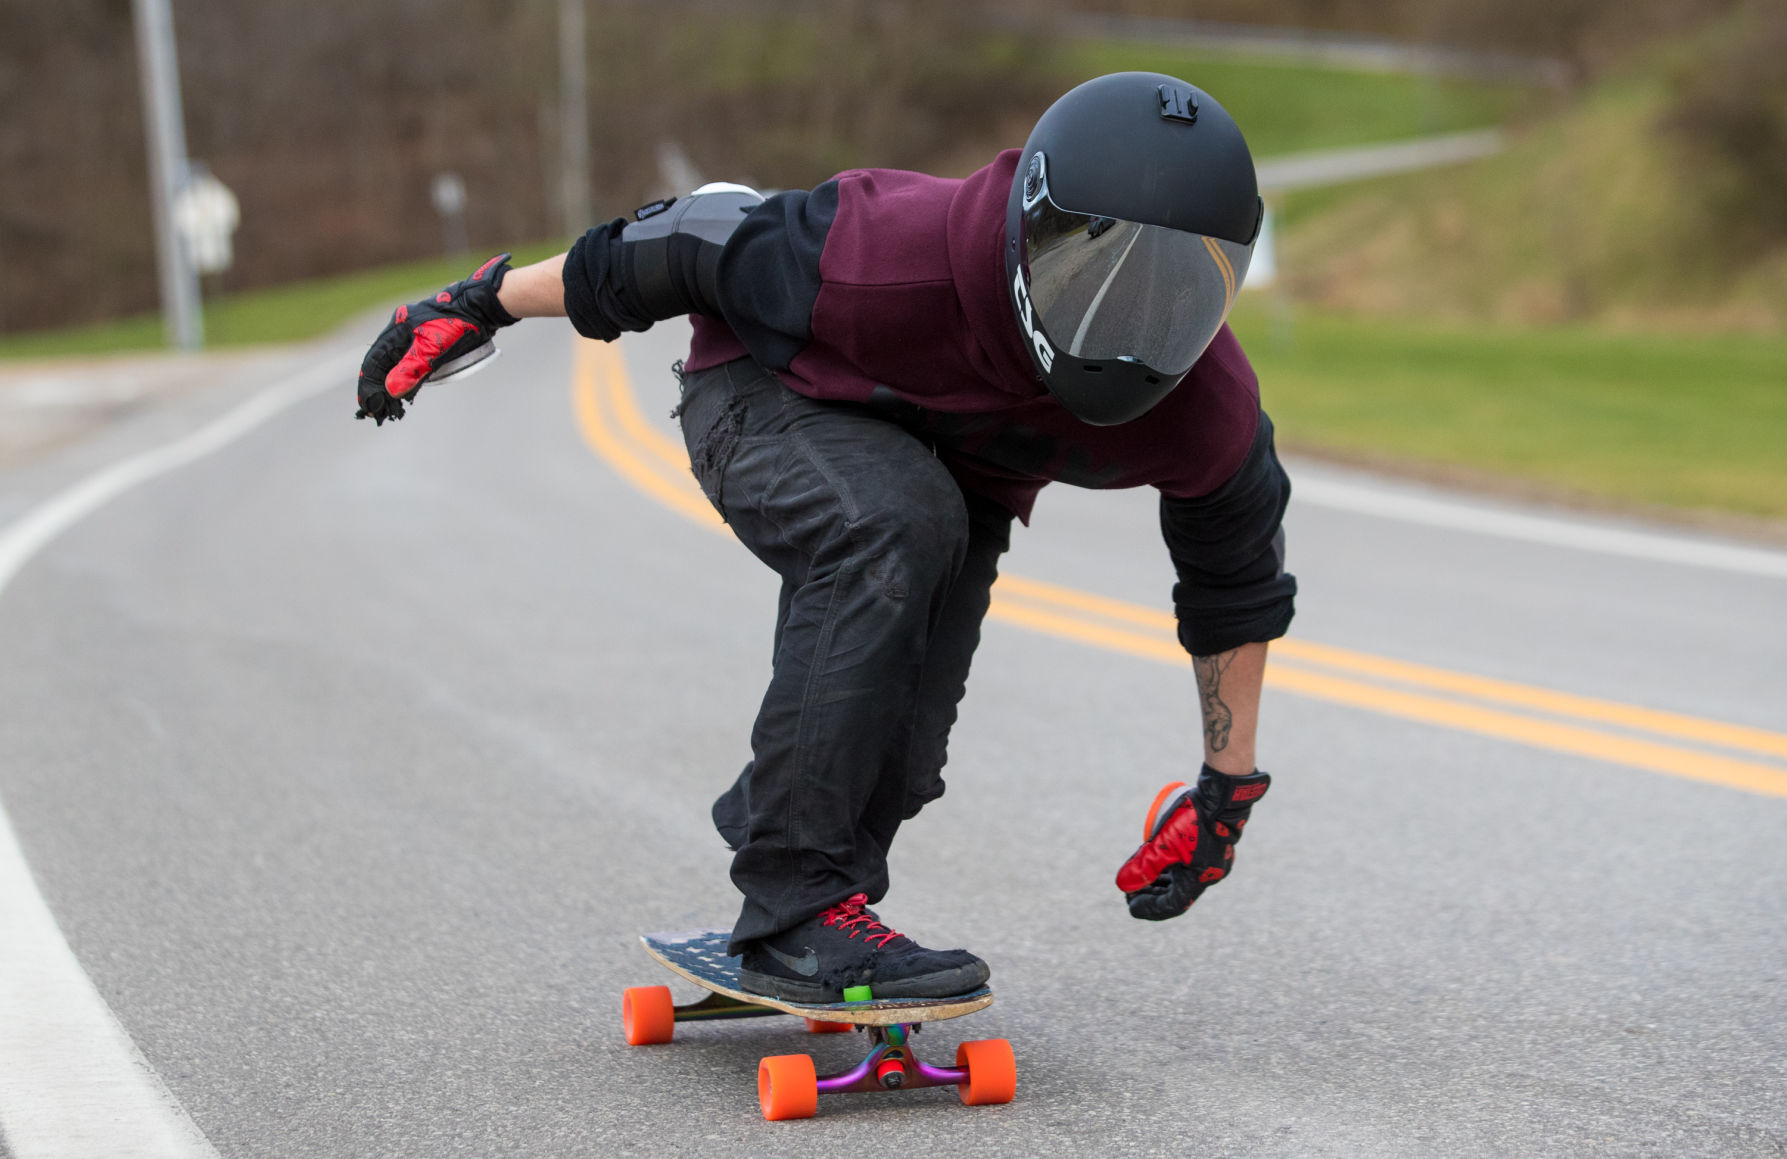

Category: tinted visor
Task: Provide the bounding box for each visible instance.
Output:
[1023,178,1254,377]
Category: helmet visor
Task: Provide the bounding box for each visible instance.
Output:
[1022,174,1254,377]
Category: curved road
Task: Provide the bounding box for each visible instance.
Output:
[1,318,1783,1156]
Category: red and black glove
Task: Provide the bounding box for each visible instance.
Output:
[355,253,518,425]
[1115,765,1270,921]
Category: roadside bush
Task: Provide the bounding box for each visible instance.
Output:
[1664,0,1787,245]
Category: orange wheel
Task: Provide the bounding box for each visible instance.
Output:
[758,1054,819,1121]
[804,1018,852,1034]
[621,985,675,1046]
[1142,781,1188,840]
[955,1038,1016,1106]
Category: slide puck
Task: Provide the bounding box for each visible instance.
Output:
[425,341,500,385]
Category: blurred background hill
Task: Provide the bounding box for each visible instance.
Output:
[1276,0,1787,331]
[1,0,1782,522]
[6,0,1784,337]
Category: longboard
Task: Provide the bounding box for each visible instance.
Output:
[622,926,1015,1120]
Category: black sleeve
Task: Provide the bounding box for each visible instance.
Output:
[712,180,837,370]
[1160,411,1297,656]
[562,216,656,341]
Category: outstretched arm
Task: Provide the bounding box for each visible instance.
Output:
[1161,413,1295,779]
[496,253,568,318]
[355,184,766,424]
[1116,636,1274,921]
[1114,412,1291,921]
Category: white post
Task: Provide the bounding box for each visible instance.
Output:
[558,0,591,240]
[132,0,203,350]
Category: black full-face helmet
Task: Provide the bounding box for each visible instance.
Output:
[1005,72,1262,426]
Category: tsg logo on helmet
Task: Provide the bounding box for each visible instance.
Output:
[1010,264,1056,373]
[1004,72,1264,426]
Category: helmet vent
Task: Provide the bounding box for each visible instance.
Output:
[1145,375,1160,385]
[1083,363,1103,373]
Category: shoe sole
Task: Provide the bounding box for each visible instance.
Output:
[739,960,990,1004]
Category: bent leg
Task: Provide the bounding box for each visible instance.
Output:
[710,580,795,851]
[853,491,1012,873]
[719,494,1010,859]
[678,360,972,949]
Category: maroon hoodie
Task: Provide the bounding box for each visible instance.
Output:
[564,150,1295,654]
[679,150,1262,525]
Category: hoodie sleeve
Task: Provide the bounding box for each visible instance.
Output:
[1159,410,1297,656]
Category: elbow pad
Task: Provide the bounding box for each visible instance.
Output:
[563,183,764,341]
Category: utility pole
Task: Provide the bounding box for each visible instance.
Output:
[558,0,591,240]
[132,0,203,350]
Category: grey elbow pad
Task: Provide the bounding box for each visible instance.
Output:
[620,182,765,321]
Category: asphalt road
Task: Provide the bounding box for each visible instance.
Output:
[1,316,1783,1157]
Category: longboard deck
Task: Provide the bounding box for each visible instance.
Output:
[641,928,993,1026]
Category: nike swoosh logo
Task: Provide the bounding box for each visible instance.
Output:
[765,944,819,977]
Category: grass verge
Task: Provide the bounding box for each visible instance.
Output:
[1230,299,1787,520]
[7,255,1780,522]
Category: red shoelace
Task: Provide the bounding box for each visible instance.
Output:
[818,894,903,948]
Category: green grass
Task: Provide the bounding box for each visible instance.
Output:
[1054,44,1537,157]
[1272,62,1787,323]
[0,243,564,361]
[1230,299,1787,518]
[8,247,1779,519]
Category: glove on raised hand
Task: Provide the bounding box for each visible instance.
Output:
[1116,765,1270,921]
[355,253,518,425]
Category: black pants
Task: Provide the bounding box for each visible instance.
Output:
[675,358,1012,949]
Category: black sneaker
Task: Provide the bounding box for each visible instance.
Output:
[738,894,990,1003]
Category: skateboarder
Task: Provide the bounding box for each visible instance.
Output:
[356,73,1293,1004]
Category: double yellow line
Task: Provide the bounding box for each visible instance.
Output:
[1201,236,1237,313]
[571,337,1787,801]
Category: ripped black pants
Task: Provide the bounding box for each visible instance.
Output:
[675,358,1012,950]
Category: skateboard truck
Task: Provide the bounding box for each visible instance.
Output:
[820,1022,971,1095]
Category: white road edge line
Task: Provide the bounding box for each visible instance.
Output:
[0,356,344,1159]
[1291,471,1787,580]
[1254,129,1505,193]
[1068,223,1143,357]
